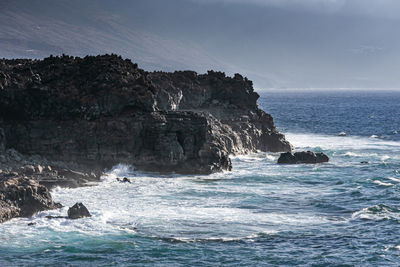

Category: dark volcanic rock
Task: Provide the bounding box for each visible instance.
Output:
[0,148,102,190]
[278,151,329,164]
[0,148,101,223]
[0,128,5,153]
[0,54,293,223]
[0,177,61,223]
[122,177,131,183]
[67,202,91,219]
[0,55,291,175]
[149,70,292,153]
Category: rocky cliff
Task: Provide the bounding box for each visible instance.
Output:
[0,54,291,175]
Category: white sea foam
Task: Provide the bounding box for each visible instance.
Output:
[231,153,274,162]
[352,204,400,221]
[373,180,394,187]
[0,160,339,246]
[343,151,382,158]
[104,163,136,180]
[285,132,400,151]
[387,177,400,183]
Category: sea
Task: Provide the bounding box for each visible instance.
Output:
[1,90,400,266]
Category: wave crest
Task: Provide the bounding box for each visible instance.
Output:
[352,204,400,221]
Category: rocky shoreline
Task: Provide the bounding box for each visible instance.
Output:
[0,148,102,223]
[0,54,292,223]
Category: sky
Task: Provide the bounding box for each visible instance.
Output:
[1,0,399,89]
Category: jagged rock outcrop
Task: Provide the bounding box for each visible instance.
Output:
[67,202,91,219]
[0,54,291,175]
[277,151,329,164]
[149,71,291,153]
[0,148,102,189]
[0,177,61,223]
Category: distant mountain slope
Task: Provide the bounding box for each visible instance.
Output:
[1,0,399,89]
[0,0,226,72]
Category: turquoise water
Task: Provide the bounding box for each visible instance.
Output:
[1,90,400,266]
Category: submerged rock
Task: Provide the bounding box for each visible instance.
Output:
[116,177,131,183]
[67,202,91,219]
[277,151,329,164]
[45,215,67,219]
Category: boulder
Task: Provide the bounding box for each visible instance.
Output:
[278,151,329,164]
[67,202,91,219]
[37,165,44,174]
[22,165,36,175]
[0,177,62,223]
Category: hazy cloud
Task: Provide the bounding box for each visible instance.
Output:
[191,0,400,18]
[349,45,385,55]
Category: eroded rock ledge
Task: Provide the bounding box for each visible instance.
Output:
[0,177,61,223]
[0,54,292,222]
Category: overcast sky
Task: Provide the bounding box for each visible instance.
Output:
[192,0,400,18]
[1,0,399,89]
[131,0,400,89]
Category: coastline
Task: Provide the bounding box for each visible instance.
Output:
[0,54,291,223]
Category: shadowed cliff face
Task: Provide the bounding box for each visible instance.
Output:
[0,54,291,174]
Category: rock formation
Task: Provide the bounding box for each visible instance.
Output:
[67,202,91,219]
[0,177,61,223]
[0,54,291,174]
[0,54,292,223]
[277,151,329,164]
[0,148,102,189]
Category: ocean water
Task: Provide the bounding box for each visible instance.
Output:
[1,90,400,266]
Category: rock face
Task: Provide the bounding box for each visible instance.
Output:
[0,148,101,223]
[277,151,329,164]
[0,128,5,153]
[0,54,291,174]
[0,177,61,223]
[67,202,91,219]
[0,148,102,189]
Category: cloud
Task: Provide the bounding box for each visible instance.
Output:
[349,45,385,55]
[192,0,345,11]
[191,0,400,18]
